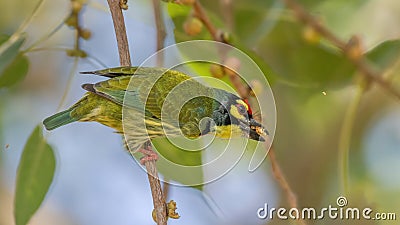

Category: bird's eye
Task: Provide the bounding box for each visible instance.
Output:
[236,104,247,115]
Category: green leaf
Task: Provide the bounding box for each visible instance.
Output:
[146,137,204,190]
[257,20,356,89]
[0,54,29,88]
[230,0,281,43]
[0,34,25,72]
[0,34,28,88]
[366,39,400,71]
[14,126,56,225]
[232,41,278,85]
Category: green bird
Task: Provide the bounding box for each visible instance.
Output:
[43,67,267,162]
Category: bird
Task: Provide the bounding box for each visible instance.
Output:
[43,67,268,163]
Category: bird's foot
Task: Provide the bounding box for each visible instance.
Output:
[138,147,158,165]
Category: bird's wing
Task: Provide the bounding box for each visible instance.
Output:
[81,67,216,138]
[82,75,144,109]
[80,67,170,78]
[80,67,194,118]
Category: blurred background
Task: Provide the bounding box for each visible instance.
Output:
[0,0,400,225]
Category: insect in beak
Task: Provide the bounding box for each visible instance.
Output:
[238,118,268,142]
[249,119,268,142]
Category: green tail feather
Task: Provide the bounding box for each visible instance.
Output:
[43,108,77,130]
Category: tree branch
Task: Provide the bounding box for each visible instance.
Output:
[107,0,131,66]
[192,3,305,225]
[268,147,307,225]
[193,0,250,99]
[281,0,400,100]
[193,0,220,41]
[152,0,166,66]
[152,0,170,205]
[145,152,168,225]
[106,1,167,224]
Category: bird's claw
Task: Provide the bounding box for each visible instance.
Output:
[138,147,158,165]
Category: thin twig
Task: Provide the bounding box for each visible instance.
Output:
[281,0,400,100]
[152,0,170,206]
[150,1,169,223]
[193,0,220,41]
[23,17,66,53]
[268,147,307,225]
[192,3,303,223]
[107,0,131,66]
[192,0,250,99]
[106,1,167,225]
[57,57,79,111]
[0,0,46,56]
[145,150,168,225]
[219,0,233,31]
[227,74,249,99]
[152,0,166,66]
[338,81,366,195]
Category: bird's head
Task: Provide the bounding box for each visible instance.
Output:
[210,94,268,142]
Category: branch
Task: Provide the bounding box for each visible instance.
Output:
[193,0,250,99]
[106,1,167,224]
[219,0,233,31]
[152,0,167,66]
[193,0,220,41]
[107,0,131,66]
[338,82,366,195]
[281,0,400,100]
[145,152,168,225]
[268,147,307,225]
[192,3,305,225]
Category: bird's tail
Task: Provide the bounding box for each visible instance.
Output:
[43,108,77,131]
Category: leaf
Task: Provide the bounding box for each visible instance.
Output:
[232,41,278,85]
[0,34,28,88]
[0,54,29,88]
[230,0,281,43]
[14,126,56,225]
[257,20,356,89]
[0,34,25,72]
[148,137,204,190]
[365,39,400,71]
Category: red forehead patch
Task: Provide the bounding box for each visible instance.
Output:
[243,99,252,115]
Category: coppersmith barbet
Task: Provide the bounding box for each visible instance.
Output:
[43,67,267,160]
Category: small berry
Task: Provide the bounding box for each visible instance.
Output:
[71,1,83,13]
[302,26,321,44]
[80,29,92,40]
[183,17,203,36]
[65,15,78,28]
[346,35,363,60]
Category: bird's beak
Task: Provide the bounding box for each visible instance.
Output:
[250,118,268,135]
[238,118,268,142]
